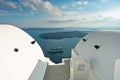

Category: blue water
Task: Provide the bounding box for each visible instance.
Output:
[23,28,91,63]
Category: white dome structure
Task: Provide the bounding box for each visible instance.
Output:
[70,30,120,80]
[0,24,52,80]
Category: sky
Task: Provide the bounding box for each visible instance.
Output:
[0,0,120,28]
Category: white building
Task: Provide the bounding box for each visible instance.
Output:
[0,24,120,80]
[70,30,120,80]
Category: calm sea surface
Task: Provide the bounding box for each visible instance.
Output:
[23,28,92,63]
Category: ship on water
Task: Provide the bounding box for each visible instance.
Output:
[47,47,64,53]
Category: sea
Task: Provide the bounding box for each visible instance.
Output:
[23,28,94,64]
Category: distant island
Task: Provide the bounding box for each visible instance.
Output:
[39,31,90,39]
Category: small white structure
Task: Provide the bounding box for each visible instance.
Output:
[70,30,120,80]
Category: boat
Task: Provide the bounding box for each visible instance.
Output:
[47,47,64,53]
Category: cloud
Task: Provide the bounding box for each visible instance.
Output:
[0,10,8,13]
[0,0,17,9]
[21,0,62,16]
[0,0,24,15]
[99,10,120,19]
[43,1,62,16]
[61,4,68,9]
[72,1,88,7]
[30,4,37,11]
[0,0,62,16]
[6,2,17,9]
[0,10,9,16]
[44,11,117,27]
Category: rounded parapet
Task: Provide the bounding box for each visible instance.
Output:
[0,24,53,80]
[73,30,120,80]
